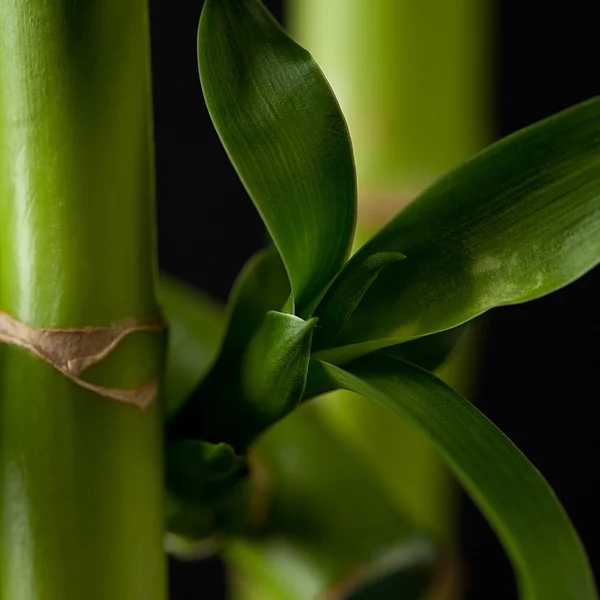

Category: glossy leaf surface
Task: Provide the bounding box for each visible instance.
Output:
[308,356,598,600]
[198,0,356,312]
[320,98,600,360]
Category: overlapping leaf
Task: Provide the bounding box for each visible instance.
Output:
[314,98,600,362]
[165,250,307,544]
[161,273,438,598]
[307,356,598,600]
[167,247,308,451]
[198,0,356,313]
[169,0,600,595]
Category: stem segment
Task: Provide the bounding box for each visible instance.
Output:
[0,1,165,598]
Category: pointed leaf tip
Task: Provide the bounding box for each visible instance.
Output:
[198,0,356,312]
[333,97,600,351]
[310,356,598,600]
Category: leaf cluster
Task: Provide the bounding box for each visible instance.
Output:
[163,0,600,597]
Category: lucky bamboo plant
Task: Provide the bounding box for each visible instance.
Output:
[0,0,598,599]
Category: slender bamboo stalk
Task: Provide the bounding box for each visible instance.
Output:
[227,1,491,598]
[0,1,165,598]
[288,0,491,544]
[288,0,490,200]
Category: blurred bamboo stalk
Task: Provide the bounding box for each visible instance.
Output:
[289,0,492,594]
[289,0,490,217]
[228,1,492,598]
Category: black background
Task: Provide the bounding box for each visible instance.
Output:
[149,1,600,598]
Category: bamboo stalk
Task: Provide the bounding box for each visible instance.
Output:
[0,1,166,598]
[228,2,491,599]
[288,0,491,542]
[288,0,490,199]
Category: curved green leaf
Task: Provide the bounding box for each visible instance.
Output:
[242,311,317,426]
[159,275,225,416]
[198,0,356,313]
[308,356,597,600]
[165,251,296,545]
[321,98,600,359]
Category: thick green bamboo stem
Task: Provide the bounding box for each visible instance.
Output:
[0,1,165,598]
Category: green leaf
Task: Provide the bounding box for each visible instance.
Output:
[312,252,404,351]
[217,246,291,360]
[308,356,597,600]
[168,248,311,451]
[164,248,288,546]
[160,248,288,419]
[159,275,226,416]
[242,311,317,426]
[318,98,600,361]
[198,0,356,313]
[165,253,316,546]
[376,325,469,372]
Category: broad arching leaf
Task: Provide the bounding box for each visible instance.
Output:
[307,356,597,600]
[198,0,356,313]
[317,98,600,361]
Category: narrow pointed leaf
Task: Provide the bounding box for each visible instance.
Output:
[308,356,597,600]
[327,98,600,356]
[159,275,226,416]
[198,0,356,312]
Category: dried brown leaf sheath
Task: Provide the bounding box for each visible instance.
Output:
[0,311,165,410]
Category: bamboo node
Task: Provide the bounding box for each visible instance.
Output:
[0,311,165,411]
